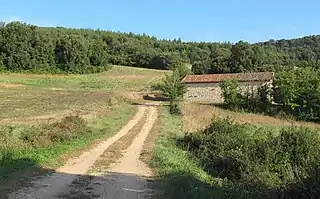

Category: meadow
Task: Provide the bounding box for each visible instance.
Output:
[0,65,165,124]
[0,65,166,195]
[150,102,320,199]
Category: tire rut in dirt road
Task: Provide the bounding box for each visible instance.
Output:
[61,106,158,199]
[8,106,147,199]
[60,108,150,198]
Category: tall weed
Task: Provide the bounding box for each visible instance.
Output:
[1,115,90,166]
[19,116,89,147]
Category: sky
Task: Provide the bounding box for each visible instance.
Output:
[1,0,320,43]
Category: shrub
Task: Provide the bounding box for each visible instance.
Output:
[169,101,181,115]
[161,68,186,115]
[20,115,89,147]
[48,116,88,142]
[179,118,320,197]
[220,68,320,123]
[220,79,275,115]
[0,148,14,166]
[274,68,320,122]
[150,78,165,91]
[161,70,186,101]
[220,79,244,109]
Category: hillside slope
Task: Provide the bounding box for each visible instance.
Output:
[1,21,320,74]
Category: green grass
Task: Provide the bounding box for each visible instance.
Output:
[150,107,229,199]
[0,102,136,185]
[0,65,167,91]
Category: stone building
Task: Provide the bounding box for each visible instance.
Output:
[183,72,274,104]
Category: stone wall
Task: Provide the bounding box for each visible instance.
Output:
[184,81,272,104]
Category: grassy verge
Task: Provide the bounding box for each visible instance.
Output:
[150,107,226,199]
[154,105,320,198]
[0,102,136,194]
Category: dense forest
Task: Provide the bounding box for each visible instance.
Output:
[0,21,320,73]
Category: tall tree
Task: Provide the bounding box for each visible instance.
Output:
[229,41,254,72]
[211,47,232,73]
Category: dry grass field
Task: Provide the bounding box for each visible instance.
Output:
[0,65,166,124]
[181,102,320,133]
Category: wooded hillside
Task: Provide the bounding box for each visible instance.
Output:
[0,21,320,73]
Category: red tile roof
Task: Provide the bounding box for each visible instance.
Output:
[183,72,274,84]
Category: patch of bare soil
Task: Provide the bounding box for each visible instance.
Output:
[60,109,150,198]
[91,111,149,172]
[118,91,144,102]
[61,106,158,199]
[8,106,147,199]
[0,82,25,88]
[140,107,160,165]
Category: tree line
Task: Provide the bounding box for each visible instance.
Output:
[0,21,320,73]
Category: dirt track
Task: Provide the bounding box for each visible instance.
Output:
[9,105,158,199]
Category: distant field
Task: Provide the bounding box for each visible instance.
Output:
[0,65,166,91]
[0,65,166,124]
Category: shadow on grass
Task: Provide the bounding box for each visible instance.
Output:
[152,170,320,199]
[273,169,320,199]
[174,135,320,199]
[150,172,224,199]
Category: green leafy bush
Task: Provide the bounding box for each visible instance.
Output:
[150,78,165,91]
[274,68,320,121]
[219,68,320,122]
[161,67,187,115]
[161,70,186,101]
[169,102,181,115]
[220,79,244,109]
[179,118,320,198]
[220,78,274,113]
